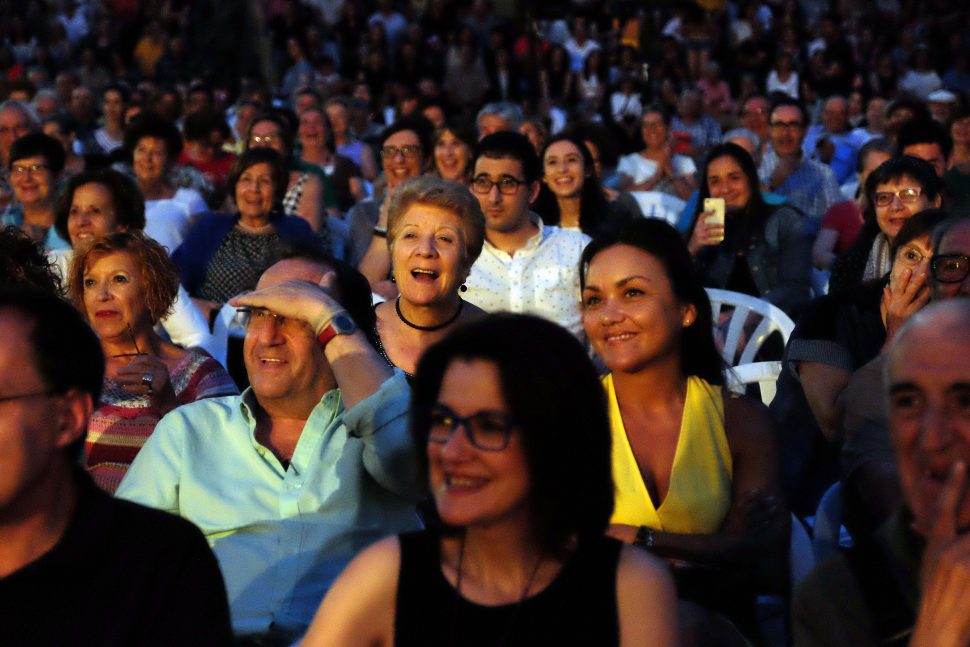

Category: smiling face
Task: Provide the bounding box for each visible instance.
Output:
[582,244,694,375]
[433,130,470,182]
[244,259,331,413]
[640,111,667,150]
[888,313,970,536]
[234,162,276,225]
[81,251,152,336]
[706,155,752,210]
[768,104,806,157]
[391,203,467,306]
[298,109,328,152]
[542,139,586,199]
[10,154,55,208]
[382,129,424,190]
[67,182,120,249]
[428,358,531,530]
[133,136,170,185]
[874,174,936,241]
[249,119,287,155]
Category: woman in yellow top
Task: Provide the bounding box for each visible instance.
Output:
[580,217,787,638]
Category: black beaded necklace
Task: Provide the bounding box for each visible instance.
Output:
[395,297,463,332]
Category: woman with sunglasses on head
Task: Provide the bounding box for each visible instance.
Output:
[301,313,679,647]
[829,156,943,294]
[67,231,237,494]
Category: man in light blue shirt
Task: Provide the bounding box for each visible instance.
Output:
[118,253,421,642]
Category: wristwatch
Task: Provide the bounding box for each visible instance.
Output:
[633,525,655,550]
[316,311,357,347]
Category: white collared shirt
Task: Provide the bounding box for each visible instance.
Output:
[464,220,591,338]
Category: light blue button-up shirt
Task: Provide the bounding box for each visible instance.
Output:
[117,371,422,639]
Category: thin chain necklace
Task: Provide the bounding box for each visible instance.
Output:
[448,533,546,647]
[395,297,463,332]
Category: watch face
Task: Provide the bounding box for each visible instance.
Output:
[332,312,357,334]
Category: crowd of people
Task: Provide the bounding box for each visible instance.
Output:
[3,0,970,645]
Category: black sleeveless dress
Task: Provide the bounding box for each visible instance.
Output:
[394,530,621,646]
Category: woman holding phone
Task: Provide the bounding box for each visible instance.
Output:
[686,143,813,317]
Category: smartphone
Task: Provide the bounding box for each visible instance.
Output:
[703,197,726,242]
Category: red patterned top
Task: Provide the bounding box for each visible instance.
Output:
[85,349,238,493]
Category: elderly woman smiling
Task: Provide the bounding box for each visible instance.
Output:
[373,176,486,377]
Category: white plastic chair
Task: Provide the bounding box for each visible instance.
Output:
[727,361,783,405]
[208,304,245,369]
[705,288,796,365]
[812,482,848,561]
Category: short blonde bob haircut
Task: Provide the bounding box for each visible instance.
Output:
[386,175,486,270]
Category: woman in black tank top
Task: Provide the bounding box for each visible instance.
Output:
[300,314,680,646]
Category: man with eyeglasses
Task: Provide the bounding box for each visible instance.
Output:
[758,98,842,230]
[0,288,232,645]
[118,252,421,643]
[461,131,590,338]
[347,117,431,275]
[0,100,42,211]
[930,214,970,300]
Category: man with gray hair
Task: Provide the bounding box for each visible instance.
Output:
[794,298,970,646]
[802,95,863,184]
[476,101,525,140]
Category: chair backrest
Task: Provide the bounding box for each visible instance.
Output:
[209,304,245,369]
[812,481,845,561]
[727,361,783,405]
[705,288,795,365]
[790,513,816,591]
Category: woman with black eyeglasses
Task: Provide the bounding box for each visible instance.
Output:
[829,156,943,294]
[351,117,433,294]
[300,314,680,646]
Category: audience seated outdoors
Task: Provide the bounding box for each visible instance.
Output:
[581,218,788,642]
[301,313,680,646]
[0,287,232,645]
[117,252,422,642]
[687,142,813,318]
[4,1,970,644]
[66,231,237,492]
[793,299,970,646]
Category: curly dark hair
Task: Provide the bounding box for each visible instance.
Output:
[67,231,180,325]
[123,112,183,161]
[0,226,62,293]
[54,168,146,245]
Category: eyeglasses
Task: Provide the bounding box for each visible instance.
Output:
[873,187,923,207]
[931,253,970,283]
[0,388,57,404]
[426,404,516,451]
[470,175,529,195]
[248,134,282,146]
[10,163,49,176]
[236,306,303,332]
[769,120,804,130]
[380,145,422,159]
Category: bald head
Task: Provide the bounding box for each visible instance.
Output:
[257,258,330,291]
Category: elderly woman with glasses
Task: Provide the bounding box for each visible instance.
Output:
[829,156,943,294]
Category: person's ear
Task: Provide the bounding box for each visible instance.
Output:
[681,303,698,328]
[528,180,541,204]
[53,388,93,450]
[933,193,942,208]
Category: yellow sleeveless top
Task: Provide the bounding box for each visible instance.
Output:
[606,374,733,533]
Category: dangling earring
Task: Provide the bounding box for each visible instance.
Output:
[460,284,468,293]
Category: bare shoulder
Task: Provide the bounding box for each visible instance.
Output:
[302,536,401,647]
